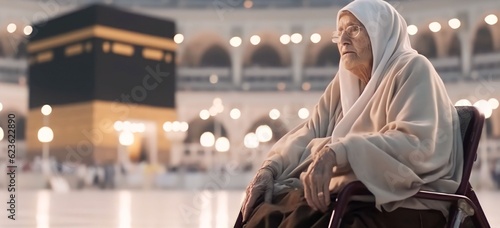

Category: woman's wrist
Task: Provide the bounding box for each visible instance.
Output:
[259,161,277,179]
[322,146,337,166]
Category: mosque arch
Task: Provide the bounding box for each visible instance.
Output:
[249,44,283,67]
[184,118,229,144]
[246,116,288,143]
[316,43,341,67]
[414,32,437,59]
[243,31,291,67]
[199,44,231,67]
[473,25,494,54]
[180,31,230,67]
[447,33,461,57]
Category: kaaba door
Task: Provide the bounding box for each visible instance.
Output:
[118,120,159,167]
[129,120,158,164]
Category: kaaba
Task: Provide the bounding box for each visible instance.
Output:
[26,4,177,164]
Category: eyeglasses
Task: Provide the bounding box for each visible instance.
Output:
[331,25,363,43]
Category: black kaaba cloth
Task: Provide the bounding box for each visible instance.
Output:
[28,4,176,109]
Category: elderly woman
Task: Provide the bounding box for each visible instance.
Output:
[241,0,465,227]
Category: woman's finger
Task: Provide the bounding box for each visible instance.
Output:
[241,196,251,221]
[310,171,324,211]
[317,191,326,212]
[316,174,330,212]
[242,189,260,221]
[264,181,273,203]
[302,174,312,209]
[305,167,322,211]
[242,169,274,222]
[302,170,316,211]
[322,177,331,211]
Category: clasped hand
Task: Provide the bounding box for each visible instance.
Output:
[242,147,336,222]
[301,146,336,212]
[241,167,274,222]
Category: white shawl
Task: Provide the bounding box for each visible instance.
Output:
[336,0,416,137]
[264,0,464,214]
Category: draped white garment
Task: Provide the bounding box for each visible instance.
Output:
[264,0,463,216]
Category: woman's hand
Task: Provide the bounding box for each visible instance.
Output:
[241,167,274,222]
[302,147,336,212]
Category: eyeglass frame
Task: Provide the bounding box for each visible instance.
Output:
[331,24,364,43]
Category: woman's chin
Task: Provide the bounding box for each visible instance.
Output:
[342,58,355,66]
[342,62,356,71]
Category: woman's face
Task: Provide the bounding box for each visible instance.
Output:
[337,12,373,78]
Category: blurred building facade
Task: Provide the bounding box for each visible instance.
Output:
[0,0,499,175]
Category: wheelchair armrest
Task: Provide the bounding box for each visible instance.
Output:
[329,181,486,228]
[332,181,477,213]
[413,190,473,204]
[413,190,491,228]
[333,181,476,207]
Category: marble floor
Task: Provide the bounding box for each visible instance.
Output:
[0,190,498,228]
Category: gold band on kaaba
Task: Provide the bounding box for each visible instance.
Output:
[27,25,177,54]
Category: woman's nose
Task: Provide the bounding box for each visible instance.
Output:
[340,32,351,45]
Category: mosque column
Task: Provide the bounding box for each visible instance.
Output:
[459,12,474,78]
[291,42,306,90]
[230,27,244,89]
[231,46,243,88]
[459,31,473,78]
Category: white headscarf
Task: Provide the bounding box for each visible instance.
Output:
[333,0,417,138]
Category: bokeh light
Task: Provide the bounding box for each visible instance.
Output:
[448,18,461,29]
[429,22,441,32]
[455,99,472,106]
[215,137,230,152]
[230,108,241,120]
[250,35,261,45]
[256,125,273,142]
[269,109,280,120]
[407,25,418,35]
[244,132,259,149]
[200,132,215,147]
[174,34,184,44]
[298,108,310,119]
[310,33,321,43]
[230,36,242,47]
[474,99,493,119]
[291,33,303,44]
[280,34,291,45]
[485,14,498,25]
[200,109,210,120]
